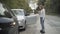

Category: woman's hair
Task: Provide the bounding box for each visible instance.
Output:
[36,4,44,11]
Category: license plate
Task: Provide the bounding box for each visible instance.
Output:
[0,28,2,30]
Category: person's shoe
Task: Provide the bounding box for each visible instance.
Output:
[40,30,45,33]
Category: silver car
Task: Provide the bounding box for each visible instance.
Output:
[11,9,26,30]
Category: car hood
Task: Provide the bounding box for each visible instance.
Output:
[16,15,25,20]
[0,17,13,23]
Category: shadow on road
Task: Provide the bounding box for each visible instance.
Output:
[41,33,45,34]
[19,29,25,32]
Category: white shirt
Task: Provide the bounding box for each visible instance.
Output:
[38,8,45,19]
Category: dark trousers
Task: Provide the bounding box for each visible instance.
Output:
[40,17,45,31]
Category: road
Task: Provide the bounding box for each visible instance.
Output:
[20,14,60,34]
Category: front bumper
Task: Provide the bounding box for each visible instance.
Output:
[0,27,9,34]
[0,27,17,34]
[19,26,25,29]
[18,21,25,29]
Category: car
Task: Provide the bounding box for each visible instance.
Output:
[0,3,19,34]
[11,9,27,30]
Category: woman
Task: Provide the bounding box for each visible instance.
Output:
[38,5,45,33]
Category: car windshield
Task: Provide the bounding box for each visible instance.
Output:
[13,10,24,16]
[0,3,11,18]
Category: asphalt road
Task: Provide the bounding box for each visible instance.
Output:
[20,14,60,34]
[46,15,60,34]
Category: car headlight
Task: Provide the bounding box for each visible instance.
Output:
[10,22,16,27]
[12,22,16,25]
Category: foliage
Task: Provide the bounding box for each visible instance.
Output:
[45,0,60,15]
[0,0,32,13]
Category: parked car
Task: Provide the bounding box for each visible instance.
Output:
[0,3,19,34]
[11,9,27,30]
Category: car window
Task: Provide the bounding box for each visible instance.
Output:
[13,10,24,16]
[0,3,12,18]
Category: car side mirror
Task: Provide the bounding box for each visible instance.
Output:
[25,13,30,16]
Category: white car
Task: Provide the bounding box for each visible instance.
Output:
[11,9,27,30]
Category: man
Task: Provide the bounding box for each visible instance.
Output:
[38,5,45,33]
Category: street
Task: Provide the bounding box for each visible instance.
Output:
[20,14,60,34]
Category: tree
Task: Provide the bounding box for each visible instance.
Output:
[0,0,32,13]
[45,0,60,15]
